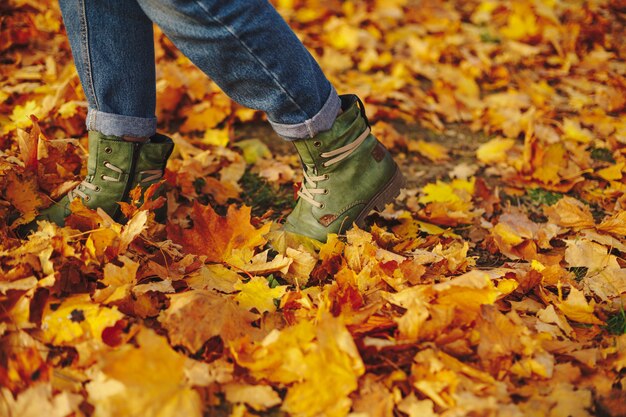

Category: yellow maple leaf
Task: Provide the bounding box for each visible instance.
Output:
[86,328,202,417]
[180,99,230,133]
[532,142,565,184]
[5,100,40,133]
[408,140,450,162]
[434,270,500,313]
[556,287,603,325]
[597,162,625,181]
[419,178,474,205]
[597,210,626,236]
[57,101,79,118]
[562,118,594,143]
[500,6,539,40]
[492,222,525,246]
[232,315,364,417]
[476,138,516,164]
[41,294,124,345]
[223,383,281,411]
[202,128,230,147]
[234,276,287,313]
[186,264,242,293]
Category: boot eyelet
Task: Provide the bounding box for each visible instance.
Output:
[313,141,322,147]
[319,203,325,209]
[323,174,329,180]
[323,189,329,195]
[95,186,101,192]
[104,147,113,154]
[84,195,91,202]
[100,174,106,180]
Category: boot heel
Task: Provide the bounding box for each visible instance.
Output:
[356,166,406,227]
[373,167,406,211]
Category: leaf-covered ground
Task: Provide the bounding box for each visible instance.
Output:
[1,1,626,416]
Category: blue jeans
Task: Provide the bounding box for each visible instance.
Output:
[57,0,341,140]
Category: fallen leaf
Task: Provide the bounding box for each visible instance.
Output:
[159,290,260,352]
[167,202,271,264]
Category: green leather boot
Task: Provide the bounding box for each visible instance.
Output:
[125,133,174,222]
[31,131,173,228]
[284,94,405,242]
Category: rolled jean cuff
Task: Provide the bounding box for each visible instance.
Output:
[87,108,157,138]
[269,87,341,140]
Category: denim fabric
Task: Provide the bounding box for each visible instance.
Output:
[58,0,340,140]
[58,0,158,137]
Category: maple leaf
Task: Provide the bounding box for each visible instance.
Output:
[223,383,281,411]
[86,328,202,417]
[167,202,271,264]
[556,287,603,325]
[544,196,595,230]
[234,276,288,313]
[186,264,242,293]
[476,137,516,164]
[232,314,364,417]
[159,290,261,352]
[93,255,139,304]
[597,210,626,236]
[0,383,82,417]
[41,294,125,346]
[408,139,450,162]
[4,170,45,226]
[16,116,40,171]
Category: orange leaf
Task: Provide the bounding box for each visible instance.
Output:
[167,202,271,264]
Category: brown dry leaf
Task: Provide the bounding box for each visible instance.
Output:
[159,290,261,352]
[16,116,40,171]
[544,196,595,230]
[4,171,45,226]
[167,202,271,264]
[597,210,626,236]
[93,256,139,304]
[351,374,396,417]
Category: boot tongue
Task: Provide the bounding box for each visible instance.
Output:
[86,131,126,178]
[293,95,366,168]
[292,140,316,166]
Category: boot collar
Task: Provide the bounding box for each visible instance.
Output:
[293,95,370,170]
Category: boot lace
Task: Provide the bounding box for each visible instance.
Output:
[69,161,123,201]
[137,169,163,184]
[298,127,371,209]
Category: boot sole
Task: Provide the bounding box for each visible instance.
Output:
[354,165,406,229]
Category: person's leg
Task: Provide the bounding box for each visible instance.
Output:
[135,0,341,140]
[133,0,403,241]
[58,0,157,138]
[23,1,173,231]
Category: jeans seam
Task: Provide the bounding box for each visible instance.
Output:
[79,0,99,110]
[190,0,309,121]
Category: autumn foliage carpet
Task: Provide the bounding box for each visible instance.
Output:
[1,1,626,416]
